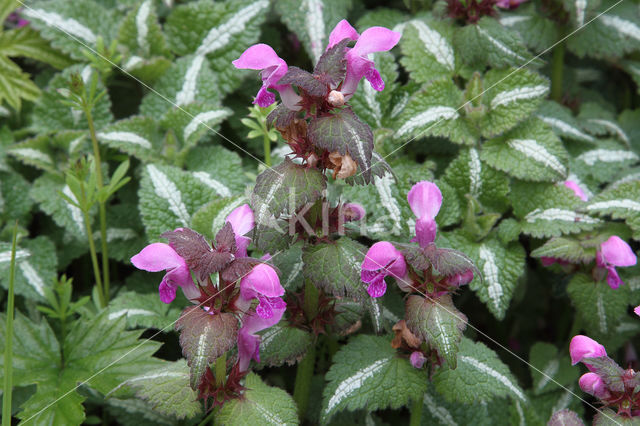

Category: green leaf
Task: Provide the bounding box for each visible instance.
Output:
[509,181,601,238]
[175,307,238,389]
[530,237,596,264]
[405,294,467,369]
[321,334,428,423]
[480,67,548,138]
[302,236,367,299]
[107,291,181,330]
[399,19,456,84]
[274,0,353,64]
[138,163,218,239]
[585,181,640,239]
[32,65,113,133]
[255,321,313,368]
[165,0,269,96]
[0,236,57,301]
[442,148,510,214]
[31,172,93,240]
[438,232,525,320]
[216,373,299,426]
[117,0,170,58]
[108,360,201,420]
[528,343,579,396]
[573,143,639,184]
[499,6,559,53]
[536,101,596,143]
[567,1,640,59]
[0,27,73,69]
[593,408,640,426]
[121,55,172,83]
[481,119,568,182]
[394,78,475,145]
[270,241,305,291]
[567,274,630,338]
[139,55,221,117]
[161,103,232,151]
[96,116,163,162]
[433,337,526,404]
[23,0,118,60]
[308,109,374,182]
[0,171,33,222]
[455,17,539,69]
[0,55,40,111]
[250,158,326,227]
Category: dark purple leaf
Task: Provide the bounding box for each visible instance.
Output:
[278,66,327,97]
[313,39,349,87]
[220,257,262,283]
[267,103,297,129]
[215,222,237,254]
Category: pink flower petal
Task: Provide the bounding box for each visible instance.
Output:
[579,372,610,399]
[158,280,177,304]
[569,335,606,365]
[634,305,640,317]
[327,19,359,49]
[600,236,637,267]
[407,181,442,220]
[352,27,402,57]
[563,180,588,201]
[232,44,285,73]
[361,241,407,279]
[344,203,366,221]
[412,216,438,247]
[366,275,387,298]
[237,303,286,371]
[410,351,426,368]
[240,263,284,300]
[227,204,255,236]
[131,243,185,272]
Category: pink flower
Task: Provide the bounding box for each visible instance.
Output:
[407,181,443,247]
[563,180,588,201]
[361,241,407,298]
[232,44,301,110]
[635,305,640,317]
[496,0,528,9]
[570,335,607,367]
[410,351,426,369]
[236,263,286,371]
[131,242,200,304]
[327,20,401,98]
[225,204,255,257]
[579,372,611,399]
[596,236,637,289]
[443,269,474,287]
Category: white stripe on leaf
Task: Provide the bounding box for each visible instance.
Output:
[469,148,482,196]
[23,9,96,43]
[325,358,391,414]
[136,0,152,54]
[192,171,231,197]
[410,21,455,70]
[108,308,157,320]
[97,131,152,149]
[490,85,548,109]
[396,106,458,137]
[525,208,601,224]
[459,355,526,401]
[601,15,640,42]
[63,185,86,237]
[146,165,191,226]
[422,393,458,426]
[374,174,402,234]
[0,249,30,263]
[476,26,526,62]
[176,55,204,106]
[587,199,640,212]
[19,261,45,296]
[577,149,638,166]
[304,0,325,63]
[183,110,230,141]
[508,139,566,175]
[10,148,53,164]
[587,119,630,145]
[537,115,595,142]
[479,245,502,312]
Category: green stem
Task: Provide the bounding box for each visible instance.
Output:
[85,105,110,303]
[2,223,18,426]
[293,280,319,420]
[550,40,565,102]
[409,397,423,426]
[81,185,106,308]
[214,353,227,388]
[263,133,271,167]
[293,344,316,421]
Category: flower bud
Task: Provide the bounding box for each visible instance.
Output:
[343,203,365,221]
[578,372,610,399]
[570,335,607,366]
[410,351,426,369]
[327,90,345,107]
[444,269,474,287]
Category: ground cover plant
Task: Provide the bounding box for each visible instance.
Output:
[1,0,640,424]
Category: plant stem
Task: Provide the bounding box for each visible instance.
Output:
[263,133,271,167]
[409,397,423,426]
[550,40,565,102]
[214,353,227,388]
[84,105,110,303]
[293,280,319,420]
[81,183,106,308]
[2,222,18,426]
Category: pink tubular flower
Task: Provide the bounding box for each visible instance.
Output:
[361,241,407,298]
[131,242,200,304]
[570,335,607,366]
[236,263,286,371]
[407,181,443,247]
[579,372,611,399]
[232,44,301,110]
[496,0,528,9]
[596,236,637,289]
[225,204,255,257]
[410,351,426,369]
[563,180,588,201]
[635,305,640,317]
[443,269,474,287]
[344,203,366,221]
[327,20,401,98]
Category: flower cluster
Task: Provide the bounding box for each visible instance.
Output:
[361,181,475,368]
[541,180,637,289]
[131,204,286,388]
[570,335,640,417]
[233,20,400,180]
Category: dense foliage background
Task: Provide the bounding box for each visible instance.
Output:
[1,0,640,424]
